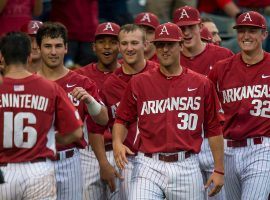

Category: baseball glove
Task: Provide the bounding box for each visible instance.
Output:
[0,169,5,184]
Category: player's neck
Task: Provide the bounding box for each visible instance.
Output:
[182,41,206,58]
[160,63,182,77]
[122,59,146,75]
[4,64,32,79]
[97,60,119,72]
[241,49,264,66]
[39,64,69,81]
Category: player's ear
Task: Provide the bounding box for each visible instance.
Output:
[262,30,268,41]
[64,42,68,54]
[179,41,184,51]
[199,23,203,31]
[92,42,96,53]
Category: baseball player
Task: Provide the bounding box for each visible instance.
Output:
[134,12,160,63]
[173,6,233,200]
[36,22,108,200]
[209,11,270,200]
[103,24,157,199]
[0,32,83,200]
[201,17,222,46]
[21,20,43,73]
[113,22,224,200]
[75,22,122,200]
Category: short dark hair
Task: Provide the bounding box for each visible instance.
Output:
[36,22,68,47]
[1,32,31,65]
[119,24,146,42]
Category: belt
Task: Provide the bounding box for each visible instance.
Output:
[56,149,75,160]
[105,144,113,152]
[0,158,47,167]
[226,137,263,148]
[143,151,191,162]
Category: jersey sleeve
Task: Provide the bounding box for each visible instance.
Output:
[203,80,223,138]
[54,84,83,135]
[83,77,107,134]
[115,80,138,126]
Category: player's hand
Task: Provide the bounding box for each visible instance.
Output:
[113,143,134,170]
[71,87,93,104]
[205,171,224,197]
[100,162,123,192]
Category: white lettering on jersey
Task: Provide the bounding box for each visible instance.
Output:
[0,94,48,111]
[141,96,201,115]
[179,9,190,19]
[68,93,80,107]
[159,25,169,36]
[104,23,114,32]
[222,84,270,103]
[141,13,151,22]
[242,13,252,22]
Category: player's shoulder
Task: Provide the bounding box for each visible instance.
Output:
[185,67,208,81]
[207,43,233,55]
[68,70,95,84]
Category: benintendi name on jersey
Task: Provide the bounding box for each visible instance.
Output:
[141,96,201,115]
[0,93,49,111]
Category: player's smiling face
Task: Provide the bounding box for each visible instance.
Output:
[155,41,182,67]
[237,26,267,53]
[94,35,119,66]
[118,29,146,66]
[40,37,67,69]
[180,24,202,49]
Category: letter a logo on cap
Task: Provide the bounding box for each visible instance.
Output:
[141,13,151,22]
[179,9,190,19]
[103,23,114,31]
[242,13,252,22]
[159,25,169,35]
[31,22,40,29]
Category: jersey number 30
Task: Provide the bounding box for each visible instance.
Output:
[177,113,198,130]
[3,112,37,148]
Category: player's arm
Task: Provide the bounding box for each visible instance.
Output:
[33,0,43,16]
[0,0,7,13]
[71,86,109,125]
[89,133,122,192]
[55,127,82,145]
[204,80,224,197]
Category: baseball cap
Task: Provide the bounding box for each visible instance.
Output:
[173,6,201,27]
[233,11,267,29]
[200,27,213,42]
[21,20,43,35]
[152,22,183,42]
[134,12,160,29]
[95,22,120,37]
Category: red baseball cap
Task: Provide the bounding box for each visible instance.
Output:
[134,12,160,29]
[95,22,120,37]
[233,11,267,29]
[173,6,201,27]
[21,20,43,35]
[200,27,213,42]
[153,22,183,42]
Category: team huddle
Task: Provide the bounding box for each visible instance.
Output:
[0,5,270,200]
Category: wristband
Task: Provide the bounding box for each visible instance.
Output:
[87,97,102,116]
[214,169,224,175]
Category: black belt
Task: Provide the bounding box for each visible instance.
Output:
[144,152,191,162]
[227,137,263,148]
[56,149,75,160]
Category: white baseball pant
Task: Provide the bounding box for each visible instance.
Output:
[0,160,56,200]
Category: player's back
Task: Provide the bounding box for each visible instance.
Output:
[0,74,71,163]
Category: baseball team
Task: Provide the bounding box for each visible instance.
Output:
[0,5,269,200]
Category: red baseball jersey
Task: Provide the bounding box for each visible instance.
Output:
[75,63,113,91]
[180,43,233,76]
[116,67,222,154]
[0,74,82,163]
[55,70,103,150]
[75,63,112,140]
[102,61,158,150]
[208,52,270,140]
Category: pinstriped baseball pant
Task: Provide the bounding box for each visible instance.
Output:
[198,139,227,200]
[129,152,204,200]
[54,148,83,200]
[0,160,56,200]
[224,137,270,200]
